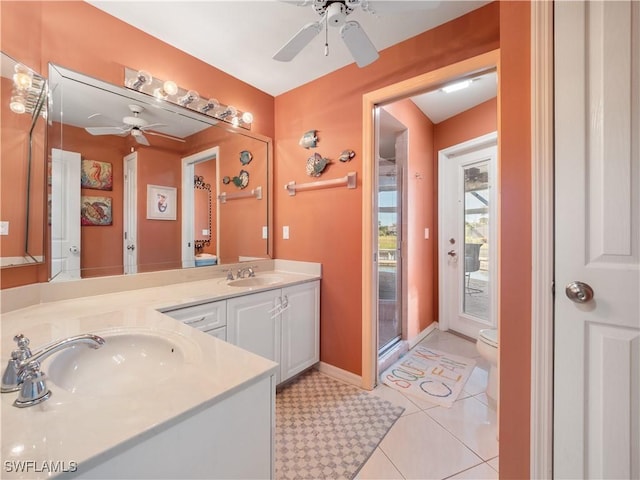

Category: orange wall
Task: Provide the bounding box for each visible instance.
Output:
[274,1,500,379]
[0,0,275,288]
[498,2,531,477]
[382,99,436,339]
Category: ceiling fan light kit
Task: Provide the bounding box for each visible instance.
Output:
[123,67,254,130]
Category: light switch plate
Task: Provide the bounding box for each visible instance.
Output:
[262,226,268,239]
[424,227,429,239]
[0,221,8,236]
[283,226,289,239]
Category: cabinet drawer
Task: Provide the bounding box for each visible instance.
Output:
[164,301,226,332]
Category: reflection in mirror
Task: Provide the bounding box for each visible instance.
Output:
[0,52,47,268]
[47,64,271,281]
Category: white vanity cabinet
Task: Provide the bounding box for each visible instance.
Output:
[227,280,320,385]
[162,300,227,340]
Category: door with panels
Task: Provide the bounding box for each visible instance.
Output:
[554,1,640,478]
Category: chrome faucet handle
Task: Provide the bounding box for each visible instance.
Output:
[14,361,51,408]
[2,334,33,393]
[222,268,235,281]
[248,265,258,277]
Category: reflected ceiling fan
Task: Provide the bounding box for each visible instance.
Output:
[273,0,440,67]
[85,104,185,146]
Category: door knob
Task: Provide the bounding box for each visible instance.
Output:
[565,281,594,303]
[69,246,79,254]
[127,245,135,251]
[447,250,457,257]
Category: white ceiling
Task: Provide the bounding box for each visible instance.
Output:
[86,0,490,98]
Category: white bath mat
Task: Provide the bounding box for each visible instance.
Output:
[381,346,476,408]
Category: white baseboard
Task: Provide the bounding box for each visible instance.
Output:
[407,322,439,350]
[316,362,363,388]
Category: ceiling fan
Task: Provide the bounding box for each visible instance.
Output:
[273,0,439,68]
[85,104,185,146]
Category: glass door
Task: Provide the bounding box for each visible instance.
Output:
[378,156,402,352]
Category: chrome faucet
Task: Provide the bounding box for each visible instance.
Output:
[1,333,105,407]
[237,265,257,278]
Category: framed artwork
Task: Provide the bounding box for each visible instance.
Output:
[147,184,177,220]
[81,196,112,226]
[81,160,113,190]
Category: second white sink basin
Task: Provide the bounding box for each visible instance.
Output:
[227,274,284,287]
[47,332,186,396]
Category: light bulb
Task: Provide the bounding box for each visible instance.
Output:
[178,90,199,106]
[162,80,178,96]
[201,98,220,113]
[129,70,152,90]
[231,116,240,127]
[10,95,26,114]
[13,70,32,90]
[219,105,237,120]
[241,112,254,124]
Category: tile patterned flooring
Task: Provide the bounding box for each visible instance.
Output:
[356,330,499,480]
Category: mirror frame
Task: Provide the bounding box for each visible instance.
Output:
[47,62,273,280]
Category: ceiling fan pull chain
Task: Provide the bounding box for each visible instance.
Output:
[324,16,329,56]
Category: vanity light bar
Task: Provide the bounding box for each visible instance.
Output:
[124,67,253,130]
[8,63,46,116]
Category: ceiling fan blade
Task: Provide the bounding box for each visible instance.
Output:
[139,123,167,131]
[85,126,130,136]
[360,1,441,14]
[145,130,187,143]
[340,21,379,68]
[273,21,323,62]
[133,132,150,146]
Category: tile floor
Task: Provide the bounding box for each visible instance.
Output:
[356,329,499,480]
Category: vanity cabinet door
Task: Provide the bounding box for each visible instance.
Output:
[280,281,320,383]
[227,289,282,384]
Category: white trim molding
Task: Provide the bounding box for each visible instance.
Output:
[316,362,362,388]
[530,1,554,478]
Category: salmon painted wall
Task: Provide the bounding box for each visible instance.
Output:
[433,98,498,312]
[381,100,436,340]
[274,3,500,376]
[0,0,275,288]
[137,148,182,273]
[498,2,531,477]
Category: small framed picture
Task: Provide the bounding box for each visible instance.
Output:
[147,184,177,220]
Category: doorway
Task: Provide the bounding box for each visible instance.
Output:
[123,152,138,275]
[438,134,498,339]
[362,50,500,390]
[181,147,219,268]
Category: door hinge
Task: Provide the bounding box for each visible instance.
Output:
[124,232,127,240]
[551,281,555,296]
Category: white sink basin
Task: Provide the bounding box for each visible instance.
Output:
[47,332,185,396]
[227,274,284,287]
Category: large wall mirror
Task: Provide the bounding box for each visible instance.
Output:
[0,52,47,269]
[48,63,271,281]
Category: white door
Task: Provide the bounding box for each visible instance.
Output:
[51,148,81,281]
[280,281,320,382]
[123,152,137,274]
[438,134,497,339]
[554,2,640,478]
[227,290,282,383]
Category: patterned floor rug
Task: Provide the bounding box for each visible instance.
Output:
[381,346,476,408]
[276,369,404,480]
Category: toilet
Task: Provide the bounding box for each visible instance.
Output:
[476,328,499,409]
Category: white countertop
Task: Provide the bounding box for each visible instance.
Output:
[0,266,320,478]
